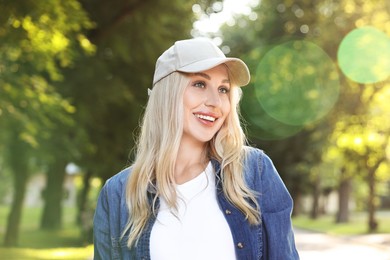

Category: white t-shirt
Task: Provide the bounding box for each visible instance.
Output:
[150,162,236,260]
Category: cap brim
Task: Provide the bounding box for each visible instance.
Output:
[177,57,250,87]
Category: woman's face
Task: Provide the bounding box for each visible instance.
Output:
[182,64,231,146]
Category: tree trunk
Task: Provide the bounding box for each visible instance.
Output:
[291,189,302,217]
[310,174,321,219]
[40,160,67,230]
[3,137,29,247]
[336,169,351,223]
[77,169,92,225]
[367,167,377,232]
[366,157,384,233]
[77,170,94,243]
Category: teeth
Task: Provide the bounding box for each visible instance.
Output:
[195,114,216,122]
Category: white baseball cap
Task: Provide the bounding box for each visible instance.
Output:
[153,38,250,86]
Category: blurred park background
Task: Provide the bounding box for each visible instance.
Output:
[1,0,390,259]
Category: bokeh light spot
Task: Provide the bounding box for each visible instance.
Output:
[241,87,304,140]
[254,40,340,127]
[338,26,390,84]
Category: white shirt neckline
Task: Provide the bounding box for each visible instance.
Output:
[150,161,236,260]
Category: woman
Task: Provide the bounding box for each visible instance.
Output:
[93,38,300,259]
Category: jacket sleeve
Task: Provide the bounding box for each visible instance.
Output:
[93,183,112,260]
[259,152,300,259]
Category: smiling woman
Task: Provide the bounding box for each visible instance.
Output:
[181,65,232,147]
[93,38,300,260]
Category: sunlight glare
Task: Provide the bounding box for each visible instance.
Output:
[193,0,260,33]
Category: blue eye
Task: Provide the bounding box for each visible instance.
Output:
[193,81,206,88]
[219,87,230,94]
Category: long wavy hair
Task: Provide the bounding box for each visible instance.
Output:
[123,71,260,247]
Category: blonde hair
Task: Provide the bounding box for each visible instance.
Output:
[123,71,260,247]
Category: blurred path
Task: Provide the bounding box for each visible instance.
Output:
[295,228,390,260]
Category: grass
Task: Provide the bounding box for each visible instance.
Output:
[293,210,390,236]
[0,246,93,260]
[0,206,93,260]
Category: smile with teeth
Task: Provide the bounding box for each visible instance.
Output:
[195,114,217,122]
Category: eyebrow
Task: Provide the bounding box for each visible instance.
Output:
[193,72,230,84]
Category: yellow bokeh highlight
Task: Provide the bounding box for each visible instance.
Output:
[51,32,70,53]
[345,2,355,14]
[353,136,363,146]
[12,19,21,28]
[0,246,93,260]
[77,34,96,55]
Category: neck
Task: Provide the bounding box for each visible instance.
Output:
[174,140,209,185]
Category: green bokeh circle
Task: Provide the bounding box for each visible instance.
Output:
[255,40,340,126]
[338,26,390,84]
[241,87,304,140]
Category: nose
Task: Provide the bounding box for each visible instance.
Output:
[204,87,222,107]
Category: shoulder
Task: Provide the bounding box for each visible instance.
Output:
[243,145,263,155]
[95,167,133,223]
[242,146,272,173]
[100,166,132,199]
[106,166,132,187]
[242,146,280,189]
[242,147,293,212]
[94,167,133,254]
[242,146,263,186]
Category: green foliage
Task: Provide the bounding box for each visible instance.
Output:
[0,0,94,246]
[63,0,205,180]
[217,0,390,221]
[0,0,94,78]
[1,0,217,246]
[0,0,93,153]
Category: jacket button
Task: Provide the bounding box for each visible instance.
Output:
[225,209,231,215]
[237,242,244,249]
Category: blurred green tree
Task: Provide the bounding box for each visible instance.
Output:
[216,0,390,230]
[0,0,93,245]
[1,0,220,244]
[329,80,390,231]
[62,0,219,227]
[217,0,339,215]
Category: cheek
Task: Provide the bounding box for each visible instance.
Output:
[218,102,231,127]
[183,88,203,109]
[183,94,194,112]
[183,91,190,107]
[222,98,232,115]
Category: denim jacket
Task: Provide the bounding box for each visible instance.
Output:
[93,147,300,259]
